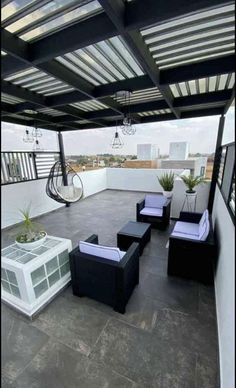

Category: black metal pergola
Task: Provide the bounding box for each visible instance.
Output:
[1,0,235,132]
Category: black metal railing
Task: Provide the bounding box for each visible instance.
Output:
[1,151,60,185]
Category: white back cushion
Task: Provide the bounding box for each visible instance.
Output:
[145,194,166,209]
[199,219,210,241]
[79,241,124,262]
[199,209,209,228]
[174,221,199,236]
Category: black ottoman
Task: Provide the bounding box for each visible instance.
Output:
[117,221,151,255]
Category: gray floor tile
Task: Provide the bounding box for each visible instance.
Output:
[153,309,218,359]
[31,295,109,355]
[140,254,168,277]
[195,354,219,388]
[14,340,137,388]
[2,307,49,384]
[139,272,199,315]
[90,318,197,387]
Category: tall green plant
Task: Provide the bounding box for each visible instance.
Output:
[180,174,206,192]
[158,171,175,191]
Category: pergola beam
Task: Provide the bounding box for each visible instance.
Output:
[98,0,180,118]
[223,87,235,114]
[160,55,235,85]
[30,13,117,64]
[125,0,234,30]
[1,31,123,116]
[1,80,46,106]
[2,90,231,126]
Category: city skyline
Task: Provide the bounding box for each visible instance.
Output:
[1,107,234,156]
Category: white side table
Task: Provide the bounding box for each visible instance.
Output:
[1,236,72,318]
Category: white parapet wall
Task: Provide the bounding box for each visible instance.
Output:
[2,167,210,228]
[106,168,210,218]
[1,178,64,229]
[106,168,184,193]
[75,168,107,198]
[1,169,107,229]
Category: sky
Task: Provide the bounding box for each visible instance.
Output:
[1,107,234,156]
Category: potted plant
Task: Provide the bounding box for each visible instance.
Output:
[15,206,47,251]
[158,171,175,198]
[180,174,207,198]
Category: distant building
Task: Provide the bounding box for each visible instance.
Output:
[161,157,208,177]
[137,144,159,160]
[169,142,189,160]
[123,160,158,169]
[160,142,207,177]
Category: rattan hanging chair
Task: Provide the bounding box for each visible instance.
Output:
[46,161,84,204]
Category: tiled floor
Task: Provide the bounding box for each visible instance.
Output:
[1,190,218,388]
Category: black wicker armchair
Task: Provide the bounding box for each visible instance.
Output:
[69,235,139,313]
[136,194,171,229]
[167,211,216,285]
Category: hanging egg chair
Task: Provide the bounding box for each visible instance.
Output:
[46,161,84,204]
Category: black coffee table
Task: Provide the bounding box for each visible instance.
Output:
[117,221,151,255]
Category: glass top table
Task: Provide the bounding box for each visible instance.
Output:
[1,236,72,318]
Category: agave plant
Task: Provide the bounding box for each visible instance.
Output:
[180,174,207,193]
[158,171,175,192]
[15,206,46,243]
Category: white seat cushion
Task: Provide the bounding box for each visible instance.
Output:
[119,251,126,259]
[171,231,201,240]
[199,219,210,241]
[79,241,125,262]
[173,221,199,236]
[140,207,163,217]
[199,209,209,229]
[145,194,166,209]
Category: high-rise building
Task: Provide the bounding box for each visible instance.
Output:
[137,144,160,160]
[169,142,189,160]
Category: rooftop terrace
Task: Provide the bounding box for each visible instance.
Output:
[1,0,235,387]
[2,189,218,388]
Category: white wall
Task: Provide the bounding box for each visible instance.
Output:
[2,167,210,228]
[212,186,235,388]
[1,179,63,229]
[171,177,211,218]
[2,169,107,229]
[106,168,211,218]
[106,168,183,193]
[75,168,107,198]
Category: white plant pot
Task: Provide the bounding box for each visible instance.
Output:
[15,233,47,251]
[163,190,173,198]
[186,191,197,197]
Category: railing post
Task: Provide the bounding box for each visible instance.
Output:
[208,115,225,213]
[31,152,38,180]
[58,131,70,207]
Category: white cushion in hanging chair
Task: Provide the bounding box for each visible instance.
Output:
[57,185,82,202]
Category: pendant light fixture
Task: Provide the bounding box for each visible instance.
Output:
[116,90,136,135]
[23,128,34,143]
[32,125,42,138]
[111,122,124,149]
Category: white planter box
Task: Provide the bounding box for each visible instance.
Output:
[1,235,72,318]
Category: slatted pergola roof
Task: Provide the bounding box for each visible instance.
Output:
[1,0,235,132]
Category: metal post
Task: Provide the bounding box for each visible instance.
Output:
[58,131,70,207]
[208,115,225,213]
